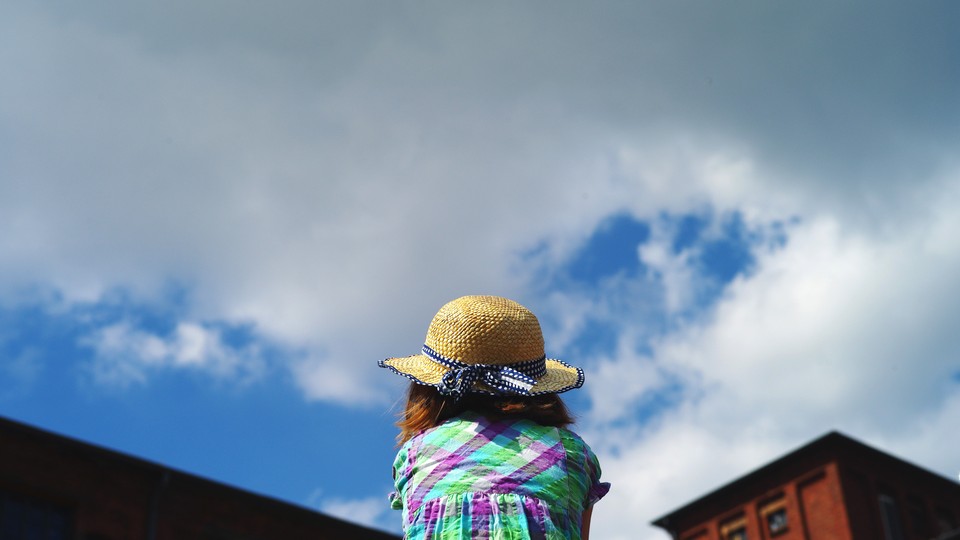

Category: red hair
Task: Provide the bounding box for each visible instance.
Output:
[395,383,574,445]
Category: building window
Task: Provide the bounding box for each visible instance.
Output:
[904,496,929,538]
[935,507,957,535]
[720,515,748,540]
[727,527,747,540]
[878,493,906,540]
[0,492,71,540]
[759,496,788,536]
[766,508,788,535]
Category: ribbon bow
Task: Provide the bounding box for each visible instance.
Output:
[423,345,540,400]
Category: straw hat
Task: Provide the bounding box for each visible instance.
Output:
[379,296,583,398]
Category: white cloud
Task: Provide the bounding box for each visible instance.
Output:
[586,345,670,426]
[583,172,960,539]
[638,226,697,315]
[2,1,957,407]
[82,321,265,386]
[308,489,399,535]
[290,354,389,406]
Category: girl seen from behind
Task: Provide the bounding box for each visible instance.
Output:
[380,295,610,539]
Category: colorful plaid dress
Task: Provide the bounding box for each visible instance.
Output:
[389,411,610,539]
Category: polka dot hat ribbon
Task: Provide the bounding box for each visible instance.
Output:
[422,344,545,399]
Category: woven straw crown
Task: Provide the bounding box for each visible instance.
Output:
[425,295,544,366]
[379,296,584,396]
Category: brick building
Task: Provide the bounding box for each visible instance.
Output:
[652,431,960,540]
[0,415,399,540]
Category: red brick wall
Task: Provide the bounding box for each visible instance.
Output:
[838,454,960,540]
[797,464,850,540]
[657,435,960,540]
[0,422,155,538]
[668,462,853,540]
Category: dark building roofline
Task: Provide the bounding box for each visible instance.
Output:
[651,430,960,530]
[0,414,396,539]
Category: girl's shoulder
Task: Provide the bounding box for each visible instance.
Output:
[555,425,594,454]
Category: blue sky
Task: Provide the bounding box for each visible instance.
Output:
[2,2,960,538]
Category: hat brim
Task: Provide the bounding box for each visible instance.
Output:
[379,354,584,395]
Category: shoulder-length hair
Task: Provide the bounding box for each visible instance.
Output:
[395,383,574,445]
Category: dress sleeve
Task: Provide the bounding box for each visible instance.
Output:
[584,443,611,506]
[560,429,611,509]
[388,441,411,511]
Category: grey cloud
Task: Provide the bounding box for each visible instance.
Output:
[2,0,958,404]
